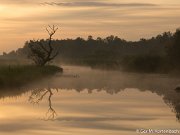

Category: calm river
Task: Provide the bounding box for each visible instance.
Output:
[0,66,180,135]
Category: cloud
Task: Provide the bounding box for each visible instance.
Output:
[0,0,180,52]
[40,2,157,8]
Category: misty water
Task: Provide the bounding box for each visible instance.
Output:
[0,66,180,135]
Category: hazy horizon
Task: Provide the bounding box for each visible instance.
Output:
[0,0,180,53]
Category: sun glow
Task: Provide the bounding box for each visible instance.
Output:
[0,0,180,53]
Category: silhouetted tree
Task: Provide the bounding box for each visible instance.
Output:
[166,29,180,68]
[2,52,7,56]
[5,29,178,72]
[27,25,59,66]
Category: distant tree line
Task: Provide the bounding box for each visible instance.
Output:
[3,28,180,73]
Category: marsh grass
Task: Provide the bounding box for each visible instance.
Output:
[0,65,62,89]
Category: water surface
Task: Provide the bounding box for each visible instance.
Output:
[0,66,180,135]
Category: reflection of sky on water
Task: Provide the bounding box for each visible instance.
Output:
[0,89,179,135]
[0,66,180,135]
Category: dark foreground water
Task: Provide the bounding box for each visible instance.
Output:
[0,66,180,135]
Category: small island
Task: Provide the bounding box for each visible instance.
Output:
[0,25,63,89]
[0,65,62,89]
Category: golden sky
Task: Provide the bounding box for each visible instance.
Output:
[0,0,180,53]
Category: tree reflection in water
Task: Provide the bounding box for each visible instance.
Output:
[29,88,58,120]
[27,86,180,121]
[1,66,180,122]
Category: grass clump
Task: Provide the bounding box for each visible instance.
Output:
[0,65,63,89]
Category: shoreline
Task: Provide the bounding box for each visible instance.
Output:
[0,65,63,89]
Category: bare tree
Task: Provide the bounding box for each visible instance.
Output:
[27,25,59,66]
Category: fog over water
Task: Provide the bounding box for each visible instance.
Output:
[0,66,180,135]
